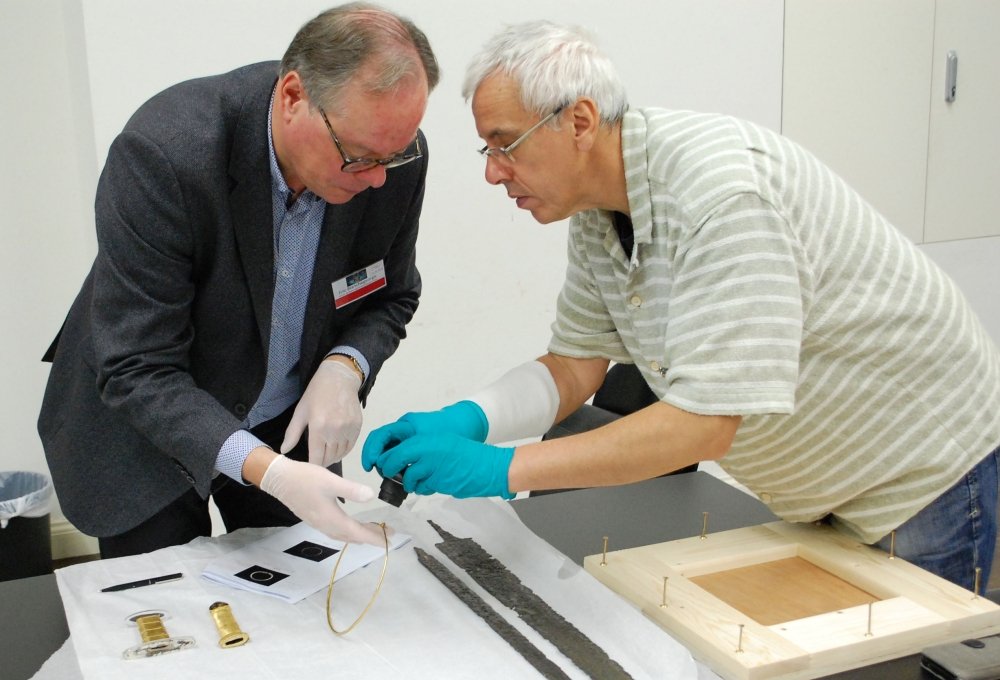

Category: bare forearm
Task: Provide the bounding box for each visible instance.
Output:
[507,401,741,492]
[536,353,609,423]
[241,446,278,486]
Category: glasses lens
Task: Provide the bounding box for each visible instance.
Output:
[342,160,380,173]
[343,152,420,173]
[383,154,420,169]
[477,147,509,162]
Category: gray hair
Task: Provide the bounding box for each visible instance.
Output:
[462,20,627,126]
[280,2,440,113]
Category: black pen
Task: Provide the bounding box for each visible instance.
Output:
[101,572,184,592]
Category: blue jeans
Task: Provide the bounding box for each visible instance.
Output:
[873,446,999,593]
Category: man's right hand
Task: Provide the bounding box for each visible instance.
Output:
[253,452,383,546]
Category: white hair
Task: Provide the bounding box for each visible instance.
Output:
[462,20,628,126]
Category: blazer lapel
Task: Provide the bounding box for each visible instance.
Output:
[229,77,278,349]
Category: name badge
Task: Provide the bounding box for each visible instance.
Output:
[331,260,387,309]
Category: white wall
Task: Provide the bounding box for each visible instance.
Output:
[3,0,784,553]
[0,0,100,557]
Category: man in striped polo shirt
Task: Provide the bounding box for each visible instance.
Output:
[363,21,1000,591]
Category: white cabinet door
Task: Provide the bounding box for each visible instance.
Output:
[923,2,1000,243]
[781,0,935,244]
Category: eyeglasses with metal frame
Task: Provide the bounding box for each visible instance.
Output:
[319,107,422,173]
[477,106,565,163]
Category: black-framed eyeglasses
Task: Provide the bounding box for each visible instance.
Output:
[319,107,422,173]
[477,106,564,163]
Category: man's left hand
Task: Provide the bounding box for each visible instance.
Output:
[369,434,515,499]
[282,358,363,467]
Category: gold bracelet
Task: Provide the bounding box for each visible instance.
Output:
[325,522,389,636]
[330,353,365,383]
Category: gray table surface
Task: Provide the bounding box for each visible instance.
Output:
[0,471,940,679]
[0,571,70,680]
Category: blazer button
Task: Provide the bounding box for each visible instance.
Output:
[234,403,248,417]
[172,460,197,486]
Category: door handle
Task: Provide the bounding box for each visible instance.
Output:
[945,50,958,102]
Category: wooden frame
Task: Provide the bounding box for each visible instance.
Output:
[584,521,1000,679]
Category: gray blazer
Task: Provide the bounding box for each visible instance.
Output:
[37,62,425,537]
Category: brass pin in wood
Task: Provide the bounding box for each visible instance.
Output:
[700,512,709,539]
[974,567,982,598]
[601,536,609,566]
[659,576,669,608]
[888,531,896,560]
[209,601,250,648]
[864,601,874,637]
[736,623,745,653]
[123,611,195,660]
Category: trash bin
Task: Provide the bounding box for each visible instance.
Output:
[0,471,54,581]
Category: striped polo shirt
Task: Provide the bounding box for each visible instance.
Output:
[549,108,1000,543]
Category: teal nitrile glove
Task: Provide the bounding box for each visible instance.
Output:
[401,401,489,441]
[361,401,488,474]
[373,433,515,500]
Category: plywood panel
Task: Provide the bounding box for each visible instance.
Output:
[691,556,878,626]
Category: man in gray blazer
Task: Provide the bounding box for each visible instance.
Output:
[38,4,438,557]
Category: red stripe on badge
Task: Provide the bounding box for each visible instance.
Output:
[334,277,387,308]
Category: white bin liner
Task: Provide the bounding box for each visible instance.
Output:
[0,471,53,529]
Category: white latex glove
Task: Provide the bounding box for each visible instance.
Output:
[281,359,363,467]
[259,455,384,546]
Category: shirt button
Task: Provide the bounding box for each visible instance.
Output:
[234,403,248,417]
[630,295,642,307]
[760,493,773,503]
[650,361,661,373]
